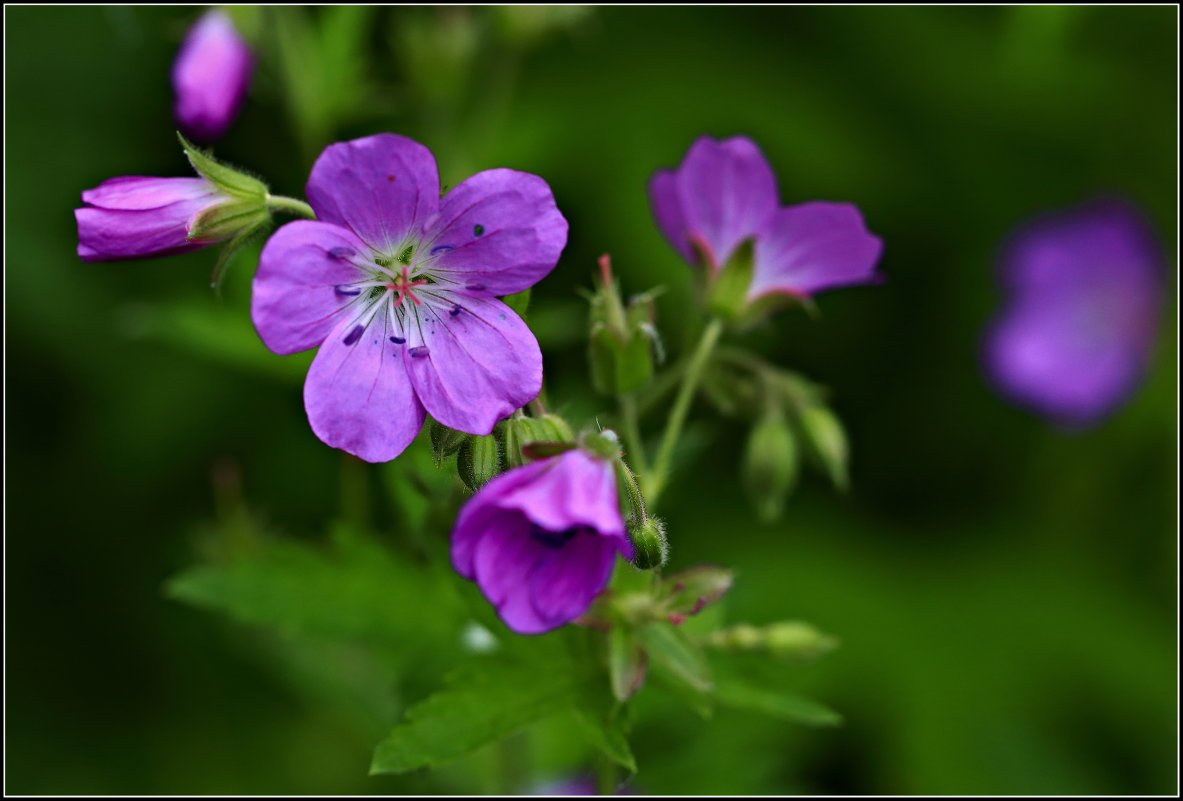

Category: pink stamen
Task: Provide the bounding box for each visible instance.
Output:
[385,264,429,308]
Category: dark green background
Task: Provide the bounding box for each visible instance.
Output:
[5,5,1177,795]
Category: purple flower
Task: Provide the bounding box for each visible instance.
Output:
[75,176,232,261]
[451,448,634,635]
[251,133,567,463]
[648,135,883,304]
[983,198,1163,428]
[172,9,253,143]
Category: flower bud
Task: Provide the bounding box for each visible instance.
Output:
[628,517,668,570]
[659,565,734,616]
[578,428,622,462]
[587,255,661,396]
[458,433,500,491]
[429,419,468,468]
[504,413,574,467]
[742,408,799,521]
[764,621,839,660]
[798,404,849,491]
[172,9,253,143]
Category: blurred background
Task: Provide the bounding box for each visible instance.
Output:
[5,5,1177,795]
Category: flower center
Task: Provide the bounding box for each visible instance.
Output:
[529,524,586,549]
[384,263,432,308]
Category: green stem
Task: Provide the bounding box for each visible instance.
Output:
[645,317,724,505]
[618,393,649,478]
[265,194,317,219]
[595,754,619,796]
[615,458,648,524]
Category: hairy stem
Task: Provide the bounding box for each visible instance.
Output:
[265,194,317,219]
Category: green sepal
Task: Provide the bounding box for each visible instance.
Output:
[209,218,272,291]
[519,440,577,461]
[707,239,755,319]
[505,413,575,467]
[658,565,735,618]
[627,517,668,570]
[178,131,268,200]
[609,625,648,702]
[187,199,270,243]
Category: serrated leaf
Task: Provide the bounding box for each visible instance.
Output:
[371,652,588,774]
[712,672,842,728]
[572,696,637,773]
[640,621,713,694]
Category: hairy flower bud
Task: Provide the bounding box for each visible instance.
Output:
[588,255,661,396]
[458,433,500,491]
[628,517,668,570]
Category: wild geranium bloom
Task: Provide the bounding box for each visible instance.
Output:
[251,133,567,462]
[983,198,1163,428]
[648,135,883,308]
[75,176,232,261]
[451,447,634,635]
[172,9,253,143]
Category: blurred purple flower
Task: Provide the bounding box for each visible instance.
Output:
[983,198,1164,428]
[451,448,634,634]
[251,133,567,462]
[75,176,230,261]
[648,135,883,301]
[172,9,253,143]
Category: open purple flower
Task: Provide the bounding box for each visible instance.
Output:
[75,176,232,261]
[251,133,567,462]
[648,135,883,309]
[451,448,634,635]
[982,198,1163,428]
[172,9,253,143]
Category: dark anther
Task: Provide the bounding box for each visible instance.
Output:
[409,346,430,358]
[342,325,364,346]
[389,335,406,344]
[328,246,356,260]
[334,284,361,296]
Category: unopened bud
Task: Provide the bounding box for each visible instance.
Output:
[629,517,668,570]
[505,413,574,467]
[458,433,500,491]
[587,255,660,396]
[765,621,839,660]
[798,404,849,491]
[742,409,799,521]
[578,428,622,462]
[429,419,468,468]
[660,565,734,616]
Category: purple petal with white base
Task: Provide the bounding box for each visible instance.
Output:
[451,449,631,634]
[252,134,566,462]
[749,202,884,300]
[172,10,253,143]
[983,198,1163,428]
[75,176,228,261]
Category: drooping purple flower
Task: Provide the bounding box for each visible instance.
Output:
[982,198,1163,428]
[251,133,567,463]
[451,448,634,635]
[648,135,883,303]
[172,9,253,144]
[75,176,231,261]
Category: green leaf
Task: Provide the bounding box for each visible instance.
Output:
[712,671,842,728]
[166,523,465,655]
[572,695,637,773]
[371,651,588,774]
[640,621,713,694]
[501,288,531,319]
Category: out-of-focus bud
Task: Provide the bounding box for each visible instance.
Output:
[588,255,661,396]
[396,7,480,105]
[458,433,500,491]
[703,620,838,661]
[505,413,574,467]
[491,5,593,47]
[797,404,849,491]
[706,239,755,320]
[429,419,469,468]
[742,408,800,521]
[172,9,254,144]
[628,517,668,570]
[578,428,622,462]
[659,565,734,620]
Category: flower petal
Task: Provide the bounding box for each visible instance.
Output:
[673,136,779,269]
[496,450,626,540]
[451,459,554,579]
[251,220,369,355]
[305,134,439,251]
[648,169,694,264]
[472,518,553,634]
[303,309,425,463]
[82,176,218,209]
[749,202,883,299]
[404,296,542,435]
[529,531,618,628]
[75,205,208,261]
[424,168,568,296]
